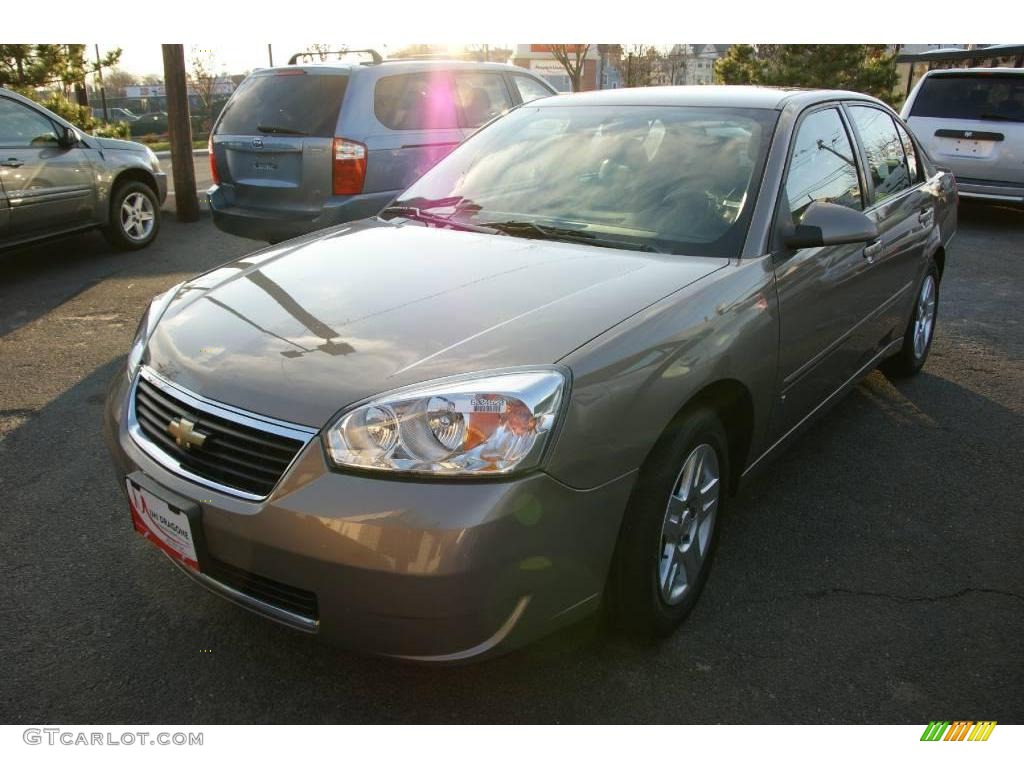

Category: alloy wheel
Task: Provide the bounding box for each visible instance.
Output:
[913,274,937,359]
[658,443,720,605]
[120,191,155,242]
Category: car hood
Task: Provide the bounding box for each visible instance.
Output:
[146,220,726,427]
[95,136,148,153]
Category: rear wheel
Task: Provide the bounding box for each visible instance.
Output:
[103,180,160,250]
[607,407,728,637]
[882,261,939,378]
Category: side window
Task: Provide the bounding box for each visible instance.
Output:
[373,73,459,131]
[894,121,921,183]
[513,76,553,104]
[453,72,513,129]
[785,108,862,219]
[848,106,911,203]
[0,97,60,148]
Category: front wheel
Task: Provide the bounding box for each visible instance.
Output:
[606,407,729,637]
[103,180,160,250]
[882,261,939,378]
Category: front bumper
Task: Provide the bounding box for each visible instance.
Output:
[153,172,168,204]
[103,370,635,661]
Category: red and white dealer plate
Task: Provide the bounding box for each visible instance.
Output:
[126,479,199,571]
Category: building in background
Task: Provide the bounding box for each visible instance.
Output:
[668,44,730,85]
[512,45,599,92]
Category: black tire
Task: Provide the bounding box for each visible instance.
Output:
[882,260,939,378]
[606,407,729,637]
[103,180,160,250]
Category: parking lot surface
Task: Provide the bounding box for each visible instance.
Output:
[1,201,1021,723]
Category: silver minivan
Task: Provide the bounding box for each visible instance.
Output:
[208,57,556,242]
[902,68,1024,204]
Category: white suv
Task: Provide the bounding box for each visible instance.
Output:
[902,68,1024,204]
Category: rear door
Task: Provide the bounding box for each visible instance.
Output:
[362,70,464,195]
[845,103,932,347]
[211,70,348,215]
[0,95,95,239]
[904,72,1024,185]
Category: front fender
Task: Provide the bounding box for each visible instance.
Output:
[548,256,779,491]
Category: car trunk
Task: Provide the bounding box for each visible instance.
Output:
[211,69,349,214]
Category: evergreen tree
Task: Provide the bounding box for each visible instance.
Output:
[715,44,899,104]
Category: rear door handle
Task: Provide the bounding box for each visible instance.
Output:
[863,240,883,264]
[918,209,934,227]
[1,158,24,168]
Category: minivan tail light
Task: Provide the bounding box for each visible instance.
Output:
[209,135,220,186]
[332,138,366,195]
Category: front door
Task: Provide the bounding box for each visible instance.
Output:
[0,96,95,239]
[770,106,877,441]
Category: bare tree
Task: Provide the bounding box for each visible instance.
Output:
[662,45,691,85]
[101,67,135,98]
[619,44,660,88]
[549,44,590,92]
[187,46,222,134]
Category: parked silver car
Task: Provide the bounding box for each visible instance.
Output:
[0,87,167,251]
[105,86,956,661]
[902,68,1024,204]
[208,56,556,243]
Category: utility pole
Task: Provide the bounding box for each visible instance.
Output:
[94,44,109,123]
[162,44,199,223]
[268,44,274,67]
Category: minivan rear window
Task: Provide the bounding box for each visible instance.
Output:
[215,72,348,137]
[910,74,1024,122]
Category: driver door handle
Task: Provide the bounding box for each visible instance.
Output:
[863,240,883,264]
[1,158,24,168]
[918,208,934,227]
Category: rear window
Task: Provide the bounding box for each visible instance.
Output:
[215,72,348,137]
[374,72,459,131]
[910,74,1024,122]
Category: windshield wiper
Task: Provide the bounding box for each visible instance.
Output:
[255,124,308,135]
[484,220,662,253]
[379,205,502,235]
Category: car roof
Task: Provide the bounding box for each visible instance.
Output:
[919,67,1024,77]
[532,85,886,111]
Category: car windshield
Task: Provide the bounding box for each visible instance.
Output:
[388,104,778,257]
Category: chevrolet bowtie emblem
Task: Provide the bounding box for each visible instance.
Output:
[168,417,207,450]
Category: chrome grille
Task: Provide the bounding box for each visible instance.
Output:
[131,372,310,498]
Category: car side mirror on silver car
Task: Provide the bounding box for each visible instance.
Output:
[783,201,879,249]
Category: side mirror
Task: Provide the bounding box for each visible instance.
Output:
[783,201,878,249]
[57,125,77,148]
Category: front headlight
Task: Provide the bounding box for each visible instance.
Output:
[324,370,566,476]
[126,282,183,378]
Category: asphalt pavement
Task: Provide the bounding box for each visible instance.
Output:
[0,201,1021,723]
